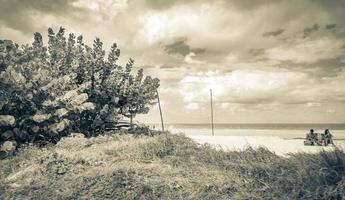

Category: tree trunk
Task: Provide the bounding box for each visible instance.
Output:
[130,114,133,129]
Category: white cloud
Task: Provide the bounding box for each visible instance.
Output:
[135,3,242,47]
[326,109,336,113]
[0,26,28,44]
[306,102,322,107]
[224,53,239,65]
[72,0,101,11]
[72,0,128,14]
[184,52,205,64]
[185,103,200,111]
[179,69,308,108]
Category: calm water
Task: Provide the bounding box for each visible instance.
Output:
[166,123,345,130]
[150,123,345,139]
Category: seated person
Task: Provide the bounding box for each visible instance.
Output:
[324,129,334,146]
[305,129,319,145]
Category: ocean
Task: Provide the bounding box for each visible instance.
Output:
[150,123,345,139]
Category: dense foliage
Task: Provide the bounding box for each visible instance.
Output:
[0,27,159,145]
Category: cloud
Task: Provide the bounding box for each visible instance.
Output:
[184,52,205,64]
[2,0,345,123]
[325,23,337,31]
[143,0,185,10]
[179,68,345,114]
[306,57,345,77]
[185,102,200,111]
[248,48,266,57]
[303,24,320,38]
[143,0,283,11]
[134,2,243,49]
[160,65,176,69]
[266,37,344,63]
[262,28,285,37]
[306,102,322,107]
[72,0,128,12]
[164,38,205,57]
[140,65,156,69]
[220,0,285,11]
[0,0,79,33]
[326,109,336,113]
[179,69,308,106]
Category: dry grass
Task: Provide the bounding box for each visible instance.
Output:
[1,132,345,200]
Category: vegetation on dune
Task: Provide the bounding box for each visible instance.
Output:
[0,27,159,147]
[1,132,344,200]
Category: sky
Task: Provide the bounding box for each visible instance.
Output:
[1,0,345,124]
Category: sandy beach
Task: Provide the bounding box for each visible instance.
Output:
[168,127,345,156]
[188,135,345,156]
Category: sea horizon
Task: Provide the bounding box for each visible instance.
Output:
[147,123,345,131]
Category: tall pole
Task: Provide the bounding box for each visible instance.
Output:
[210,89,214,136]
[157,89,165,132]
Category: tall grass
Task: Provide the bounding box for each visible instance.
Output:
[1,133,344,199]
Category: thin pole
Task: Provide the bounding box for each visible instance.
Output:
[157,89,165,132]
[210,89,214,136]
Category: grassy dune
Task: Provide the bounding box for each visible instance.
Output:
[1,132,345,200]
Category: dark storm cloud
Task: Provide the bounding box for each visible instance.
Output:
[312,57,345,69]
[247,48,267,61]
[248,48,266,57]
[222,0,284,11]
[262,29,285,37]
[309,0,345,10]
[307,57,345,77]
[309,1,345,36]
[0,0,79,33]
[302,24,320,38]
[164,39,190,56]
[277,56,345,78]
[164,38,205,57]
[160,65,176,69]
[325,24,337,31]
[143,0,184,9]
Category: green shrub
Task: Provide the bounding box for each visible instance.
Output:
[0,27,159,145]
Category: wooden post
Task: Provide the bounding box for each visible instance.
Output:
[157,89,165,132]
[210,89,214,136]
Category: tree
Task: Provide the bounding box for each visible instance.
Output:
[120,68,160,128]
[0,27,160,145]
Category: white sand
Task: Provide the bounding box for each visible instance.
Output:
[187,135,345,156]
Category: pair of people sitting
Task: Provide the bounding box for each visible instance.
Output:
[305,129,334,146]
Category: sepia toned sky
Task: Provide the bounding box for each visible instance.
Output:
[1,0,345,124]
